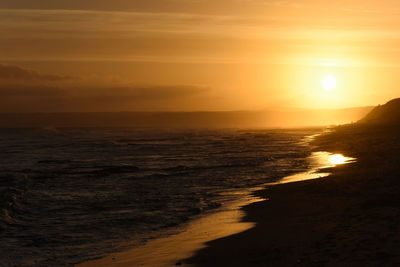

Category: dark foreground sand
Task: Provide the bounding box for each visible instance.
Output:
[187,124,400,266]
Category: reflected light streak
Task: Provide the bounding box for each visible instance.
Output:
[329,154,348,165]
[270,152,356,185]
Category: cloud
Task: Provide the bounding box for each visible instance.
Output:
[0,0,302,12]
[0,7,375,40]
[0,64,75,82]
[0,83,208,100]
[0,84,64,96]
[0,66,209,112]
[113,85,208,100]
[1,6,398,64]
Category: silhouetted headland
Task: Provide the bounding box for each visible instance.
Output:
[359,98,400,125]
[187,98,400,266]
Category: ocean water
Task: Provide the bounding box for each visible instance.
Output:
[0,127,320,266]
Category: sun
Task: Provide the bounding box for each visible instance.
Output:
[322,75,337,91]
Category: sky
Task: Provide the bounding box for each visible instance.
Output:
[1,0,400,112]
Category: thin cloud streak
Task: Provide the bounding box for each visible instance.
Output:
[2,7,400,66]
[0,64,75,82]
[2,8,400,38]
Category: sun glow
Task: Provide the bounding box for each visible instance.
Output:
[322,75,337,91]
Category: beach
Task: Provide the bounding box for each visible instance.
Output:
[76,123,400,266]
[77,192,262,267]
[188,124,400,266]
[3,124,399,266]
[78,129,364,267]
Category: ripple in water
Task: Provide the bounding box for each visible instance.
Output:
[0,128,321,266]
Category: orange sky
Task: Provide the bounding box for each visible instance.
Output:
[1,0,400,112]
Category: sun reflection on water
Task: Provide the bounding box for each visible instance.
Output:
[329,154,348,165]
[270,152,356,185]
[317,152,355,168]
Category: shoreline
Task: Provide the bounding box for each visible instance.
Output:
[77,190,263,267]
[187,124,400,266]
[78,131,350,267]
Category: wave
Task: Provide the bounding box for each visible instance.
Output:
[0,128,319,266]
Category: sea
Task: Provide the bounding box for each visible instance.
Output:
[0,127,321,266]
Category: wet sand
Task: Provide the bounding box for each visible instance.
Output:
[79,124,400,266]
[187,124,400,266]
[77,192,263,267]
[78,136,351,266]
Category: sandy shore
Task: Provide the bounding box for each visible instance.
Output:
[79,124,400,266]
[77,133,334,266]
[187,124,400,266]
[77,190,263,267]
